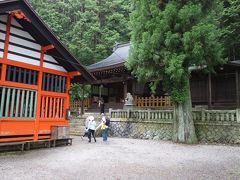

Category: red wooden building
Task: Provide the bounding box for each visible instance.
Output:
[0,0,94,142]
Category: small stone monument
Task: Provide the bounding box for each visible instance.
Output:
[123,92,134,110]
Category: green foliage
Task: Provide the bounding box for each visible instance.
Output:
[221,0,240,61]
[128,0,225,103]
[70,83,91,102]
[30,0,130,65]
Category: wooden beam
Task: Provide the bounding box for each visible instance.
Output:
[10,10,30,22]
[208,73,212,109]
[68,71,81,78]
[91,76,133,84]
[42,44,54,52]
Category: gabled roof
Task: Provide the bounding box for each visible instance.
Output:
[87,43,130,72]
[0,0,95,82]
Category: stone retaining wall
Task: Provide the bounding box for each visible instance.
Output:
[109,121,172,141]
[109,119,240,144]
[195,122,240,144]
[68,112,240,144]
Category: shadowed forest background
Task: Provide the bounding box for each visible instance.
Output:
[30,0,131,66]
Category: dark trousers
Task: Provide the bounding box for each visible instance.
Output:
[102,128,108,141]
[88,129,96,142]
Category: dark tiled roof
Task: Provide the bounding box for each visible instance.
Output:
[87,43,130,71]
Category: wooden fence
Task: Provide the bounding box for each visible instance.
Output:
[134,96,172,108]
[70,98,90,110]
[109,108,240,123]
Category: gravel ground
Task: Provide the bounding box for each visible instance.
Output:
[0,136,240,180]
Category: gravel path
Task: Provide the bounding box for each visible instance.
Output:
[0,136,240,180]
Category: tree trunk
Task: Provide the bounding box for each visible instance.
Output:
[172,79,198,144]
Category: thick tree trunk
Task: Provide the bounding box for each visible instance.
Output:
[172,79,198,144]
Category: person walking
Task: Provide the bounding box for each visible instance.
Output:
[96,114,109,142]
[98,99,105,114]
[82,116,90,138]
[87,116,97,143]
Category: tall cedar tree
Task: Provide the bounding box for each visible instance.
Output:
[128,0,225,143]
[221,0,240,61]
[30,0,130,65]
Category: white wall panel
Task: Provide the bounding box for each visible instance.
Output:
[0,32,5,41]
[10,26,35,41]
[0,22,6,32]
[44,54,59,64]
[0,15,7,23]
[0,51,3,58]
[43,62,67,72]
[9,35,41,50]
[8,44,41,59]
[0,41,4,49]
[8,53,40,66]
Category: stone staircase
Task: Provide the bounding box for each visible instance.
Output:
[68,113,104,135]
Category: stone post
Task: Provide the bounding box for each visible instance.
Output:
[127,109,130,119]
[109,108,112,118]
[236,109,240,123]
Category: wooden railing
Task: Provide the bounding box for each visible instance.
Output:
[40,96,65,119]
[0,86,37,118]
[70,98,90,110]
[109,109,173,122]
[192,109,237,122]
[109,108,240,123]
[134,96,172,108]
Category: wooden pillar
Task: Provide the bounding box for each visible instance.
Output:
[123,81,127,99]
[208,73,212,109]
[34,48,44,140]
[236,70,239,108]
[81,84,85,115]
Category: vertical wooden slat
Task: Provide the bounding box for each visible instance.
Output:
[18,67,22,83]
[53,97,56,117]
[62,77,66,93]
[59,76,62,92]
[33,92,37,118]
[41,96,45,118]
[13,66,17,82]
[45,96,49,118]
[33,71,37,85]
[49,97,52,118]
[60,98,63,118]
[42,73,46,90]
[0,87,6,117]
[6,66,11,81]
[29,91,34,117]
[28,70,32,84]
[54,76,58,92]
[24,90,30,117]
[56,98,60,118]
[10,88,16,117]
[15,89,20,117]
[20,90,25,117]
[46,73,50,91]
[23,68,27,84]
[51,74,54,91]
[5,88,11,117]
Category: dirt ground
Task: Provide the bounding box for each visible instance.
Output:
[0,136,240,180]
